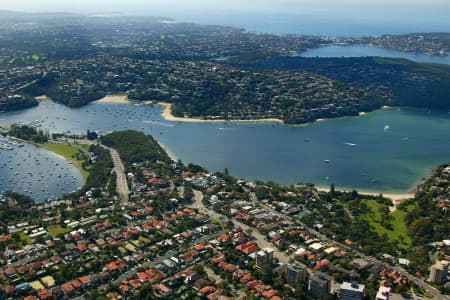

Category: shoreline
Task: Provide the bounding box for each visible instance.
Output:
[91,95,132,104]
[157,102,285,124]
[86,95,396,127]
[155,139,177,162]
[316,187,415,210]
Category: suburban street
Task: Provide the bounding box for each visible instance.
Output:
[193,190,448,299]
[96,228,228,292]
[192,190,290,265]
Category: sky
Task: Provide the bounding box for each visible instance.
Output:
[1,0,449,33]
[2,0,449,15]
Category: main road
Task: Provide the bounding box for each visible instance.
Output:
[67,138,130,203]
[101,145,130,203]
[192,190,290,265]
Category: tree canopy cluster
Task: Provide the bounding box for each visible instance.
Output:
[101,130,171,166]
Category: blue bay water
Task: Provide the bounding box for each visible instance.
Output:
[172,13,450,37]
[0,137,84,203]
[1,101,449,195]
[299,45,450,65]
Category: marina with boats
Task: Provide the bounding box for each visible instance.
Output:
[0,135,84,203]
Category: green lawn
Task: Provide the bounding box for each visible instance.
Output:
[18,232,32,245]
[47,226,71,237]
[361,199,413,247]
[42,142,89,179]
[79,143,91,152]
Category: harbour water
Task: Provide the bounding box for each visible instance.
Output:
[0,136,84,203]
[1,100,449,196]
[299,44,450,65]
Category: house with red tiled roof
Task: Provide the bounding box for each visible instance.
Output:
[207,288,224,300]
[119,284,130,295]
[345,239,355,245]
[243,244,259,255]
[212,254,226,264]
[61,283,74,296]
[74,245,88,253]
[71,279,82,290]
[78,276,91,286]
[217,234,230,243]
[179,253,194,263]
[200,286,216,295]
[30,261,42,271]
[218,262,237,273]
[1,285,16,295]
[262,289,278,299]
[236,241,260,255]
[137,272,151,282]
[182,232,194,239]
[129,279,142,289]
[0,235,12,243]
[183,208,195,215]
[188,249,200,258]
[155,284,172,297]
[193,242,206,251]
[115,259,127,269]
[107,291,120,299]
[50,256,63,264]
[38,289,52,300]
[106,262,120,272]
[314,259,330,271]
[240,274,253,284]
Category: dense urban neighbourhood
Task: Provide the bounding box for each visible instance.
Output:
[0,130,448,299]
[230,56,450,111]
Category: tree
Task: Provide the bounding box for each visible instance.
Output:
[408,218,433,242]
[87,129,98,140]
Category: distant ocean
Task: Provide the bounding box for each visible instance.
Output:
[171,13,450,37]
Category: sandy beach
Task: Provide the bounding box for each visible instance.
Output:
[35,95,50,102]
[91,95,132,104]
[88,95,395,127]
[317,187,415,210]
[155,139,177,162]
[157,102,284,124]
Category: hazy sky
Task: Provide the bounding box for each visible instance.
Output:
[2,0,450,14]
[1,0,449,28]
